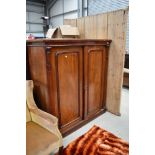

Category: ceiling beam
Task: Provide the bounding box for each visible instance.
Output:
[26,0,45,5]
[26,9,44,14]
[26,22,44,25]
[50,9,78,18]
[47,0,57,10]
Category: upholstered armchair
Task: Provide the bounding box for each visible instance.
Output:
[26,80,63,155]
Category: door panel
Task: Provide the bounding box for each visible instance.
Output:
[84,46,107,118]
[52,47,83,129]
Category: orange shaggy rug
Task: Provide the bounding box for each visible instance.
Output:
[63,125,129,155]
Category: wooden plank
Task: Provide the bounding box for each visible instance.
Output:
[106,9,128,115]
[84,15,97,39]
[96,13,108,38]
[64,19,77,27]
[77,18,85,39]
[63,19,70,25]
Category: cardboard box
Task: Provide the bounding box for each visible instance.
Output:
[46,25,80,38]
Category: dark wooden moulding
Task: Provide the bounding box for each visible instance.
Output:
[26,39,112,137]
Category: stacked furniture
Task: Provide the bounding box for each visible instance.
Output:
[27,39,112,136]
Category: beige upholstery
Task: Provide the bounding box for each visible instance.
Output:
[26,104,31,122]
[27,122,59,155]
[26,80,63,155]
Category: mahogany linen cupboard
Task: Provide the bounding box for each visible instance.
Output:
[26,39,112,136]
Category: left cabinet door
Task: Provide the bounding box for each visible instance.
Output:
[49,47,83,134]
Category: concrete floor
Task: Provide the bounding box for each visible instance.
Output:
[63,87,129,147]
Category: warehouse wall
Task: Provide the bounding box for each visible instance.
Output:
[88,0,129,15]
[49,0,87,28]
[26,1,45,37]
[49,0,77,27]
[88,0,129,52]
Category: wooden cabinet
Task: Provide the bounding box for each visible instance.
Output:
[27,39,111,136]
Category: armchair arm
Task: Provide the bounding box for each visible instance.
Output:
[30,108,58,125]
[30,108,63,147]
[26,80,63,147]
[26,80,38,110]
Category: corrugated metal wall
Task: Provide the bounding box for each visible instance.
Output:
[49,0,78,28]
[88,0,129,15]
[49,0,87,28]
[88,0,129,52]
[26,2,45,37]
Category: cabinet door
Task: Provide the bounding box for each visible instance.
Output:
[50,47,83,133]
[84,46,108,119]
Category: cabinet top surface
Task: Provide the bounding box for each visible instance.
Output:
[26,39,112,46]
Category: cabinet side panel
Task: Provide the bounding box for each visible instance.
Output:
[28,47,47,85]
[28,46,49,111]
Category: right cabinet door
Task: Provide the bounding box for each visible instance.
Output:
[84,46,108,119]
